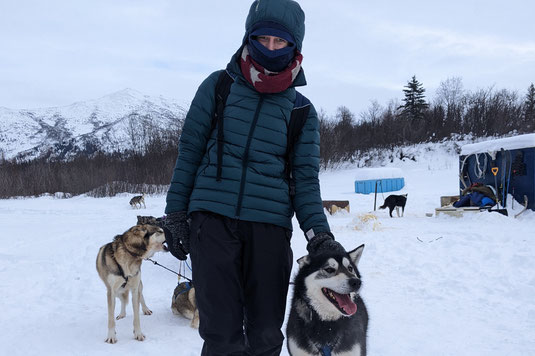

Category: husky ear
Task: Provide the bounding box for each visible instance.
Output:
[348,244,364,266]
[297,255,311,268]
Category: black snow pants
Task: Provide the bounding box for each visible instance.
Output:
[189,211,293,356]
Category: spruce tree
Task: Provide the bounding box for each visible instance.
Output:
[524,83,535,131]
[401,75,429,122]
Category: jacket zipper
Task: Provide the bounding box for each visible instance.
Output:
[235,95,264,218]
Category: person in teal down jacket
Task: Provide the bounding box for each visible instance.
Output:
[163,1,346,355]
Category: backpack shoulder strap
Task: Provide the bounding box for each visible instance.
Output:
[288,91,311,145]
[212,70,233,128]
[286,91,311,196]
[213,70,234,181]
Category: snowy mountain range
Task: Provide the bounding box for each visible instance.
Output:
[0,89,187,161]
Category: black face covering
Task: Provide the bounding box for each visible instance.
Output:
[247,38,295,72]
[246,22,296,72]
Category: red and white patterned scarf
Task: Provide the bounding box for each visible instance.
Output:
[240,46,303,94]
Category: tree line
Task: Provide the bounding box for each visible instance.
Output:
[319,79,535,168]
[0,122,180,198]
[1,78,534,197]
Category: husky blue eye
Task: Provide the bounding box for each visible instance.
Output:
[348,266,353,272]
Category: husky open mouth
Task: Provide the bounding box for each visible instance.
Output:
[321,287,357,316]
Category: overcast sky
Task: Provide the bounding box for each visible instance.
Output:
[1,0,534,116]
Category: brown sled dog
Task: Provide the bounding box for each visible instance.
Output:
[96,224,168,343]
[171,281,199,329]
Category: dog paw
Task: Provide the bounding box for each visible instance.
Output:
[116,313,126,320]
[142,308,153,315]
[133,330,145,341]
[105,332,117,344]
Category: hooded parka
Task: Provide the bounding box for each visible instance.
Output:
[165,0,329,236]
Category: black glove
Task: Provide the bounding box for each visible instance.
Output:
[163,211,190,260]
[306,231,346,256]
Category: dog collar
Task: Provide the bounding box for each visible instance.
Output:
[115,257,140,288]
[316,335,340,356]
[320,345,332,356]
[119,270,140,288]
[123,244,144,258]
[175,281,193,296]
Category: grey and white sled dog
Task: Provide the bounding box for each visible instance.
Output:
[286,244,368,356]
[129,193,146,209]
[96,224,168,343]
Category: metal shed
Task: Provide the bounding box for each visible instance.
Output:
[459,134,535,211]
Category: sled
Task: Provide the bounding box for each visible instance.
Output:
[435,206,509,217]
[514,195,529,218]
[480,207,508,216]
[440,195,460,207]
[435,206,481,217]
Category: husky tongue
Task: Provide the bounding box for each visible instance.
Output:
[333,292,357,315]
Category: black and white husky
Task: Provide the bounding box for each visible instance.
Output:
[379,193,407,218]
[286,245,368,356]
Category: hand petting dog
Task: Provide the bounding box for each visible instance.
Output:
[163,211,190,260]
[307,231,346,256]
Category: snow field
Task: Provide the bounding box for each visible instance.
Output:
[0,147,534,355]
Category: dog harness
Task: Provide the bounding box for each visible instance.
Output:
[117,264,139,288]
[316,336,340,356]
[109,244,140,288]
[320,345,332,356]
[175,281,193,296]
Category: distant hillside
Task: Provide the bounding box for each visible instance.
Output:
[0,89,186,161]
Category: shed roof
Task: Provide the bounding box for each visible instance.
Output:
[461,133,535,155]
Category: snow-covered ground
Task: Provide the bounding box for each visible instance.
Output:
[1,145,534,355]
